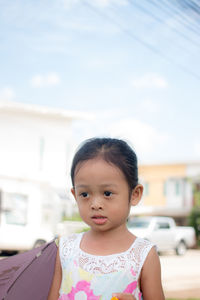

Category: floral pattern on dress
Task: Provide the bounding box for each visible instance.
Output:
[59,280,100,300]
[59,263,139,300]
[59,233,153,300]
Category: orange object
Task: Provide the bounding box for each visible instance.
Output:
[111,297,119,300]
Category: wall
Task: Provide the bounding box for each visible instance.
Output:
[0,108,74,189]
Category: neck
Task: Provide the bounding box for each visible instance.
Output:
[91,224,129,239]
[81,226,135,256]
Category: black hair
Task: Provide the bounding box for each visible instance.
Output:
[71,137,138,191]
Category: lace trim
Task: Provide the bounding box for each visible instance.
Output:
[60,233,153,276]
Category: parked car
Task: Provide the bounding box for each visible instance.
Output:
[0,183,61,253]
[127,216,196,255]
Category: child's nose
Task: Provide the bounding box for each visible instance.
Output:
[91,197,103,210]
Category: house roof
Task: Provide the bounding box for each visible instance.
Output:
[0,100,93,121]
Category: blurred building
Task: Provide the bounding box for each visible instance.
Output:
[0,101,86,235]
[130,162,200,224]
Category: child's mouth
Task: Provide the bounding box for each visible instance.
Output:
[92,216,107,225]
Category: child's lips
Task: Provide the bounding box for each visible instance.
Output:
[91,215,107,225]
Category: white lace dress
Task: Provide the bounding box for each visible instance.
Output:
[58,232,154,300]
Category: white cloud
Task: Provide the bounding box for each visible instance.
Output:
[31,72,60,88]
[131,73,168,89]
[0,87,15,101]
[107,118,169,161]
[70,115,170,163]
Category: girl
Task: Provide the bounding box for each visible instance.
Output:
[48,138,165,300]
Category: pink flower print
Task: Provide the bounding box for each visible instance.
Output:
[131,268,136,276]
[139,292,142,300]
[66,280,100,300]
[123,281,137,294]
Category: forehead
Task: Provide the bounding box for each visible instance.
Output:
[74,158,126,183]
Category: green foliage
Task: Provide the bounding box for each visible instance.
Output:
[188,206,200,242]
[62,213,82,222]
[76,227,90,233]
[193,183,200,206]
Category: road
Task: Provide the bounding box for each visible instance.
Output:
[160,250,200,298]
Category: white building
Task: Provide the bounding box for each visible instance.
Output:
[0,101,87,243]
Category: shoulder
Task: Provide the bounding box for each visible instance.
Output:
[131,237,155,275]
[142,245,159,269]
[47,245,62,300]
[59,232,82,245]
[134,237,154,247]
[134,237,155,258]
[140,247,165,299]
[58,233,83,262]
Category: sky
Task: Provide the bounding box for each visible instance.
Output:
[0,0,200,164]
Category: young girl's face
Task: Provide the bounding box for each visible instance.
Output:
[71,157,141,233]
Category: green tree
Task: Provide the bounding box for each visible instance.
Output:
[188,206,200,245]
[193,182,200,206]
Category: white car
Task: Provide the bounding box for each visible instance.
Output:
[127,216,196,255]
[0,185,60,253]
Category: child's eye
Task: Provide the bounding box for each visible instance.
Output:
[104,191,112,197]
[80,192,89,198]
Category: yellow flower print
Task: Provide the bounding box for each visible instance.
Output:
[61,269,73,294]
[78,267,94,282]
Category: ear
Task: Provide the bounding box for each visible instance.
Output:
[130,184,143,206]
[71,187,77,200]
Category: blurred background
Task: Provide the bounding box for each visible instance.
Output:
[0,0,200,298]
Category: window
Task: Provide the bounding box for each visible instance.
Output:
[3,193,28,226]
[163,181,167,196]
[175,181,180,195]
[156,222,170,229]
[128,218,150,228]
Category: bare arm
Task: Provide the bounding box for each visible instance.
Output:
[47,247,62,300]
[140,247,165,300]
